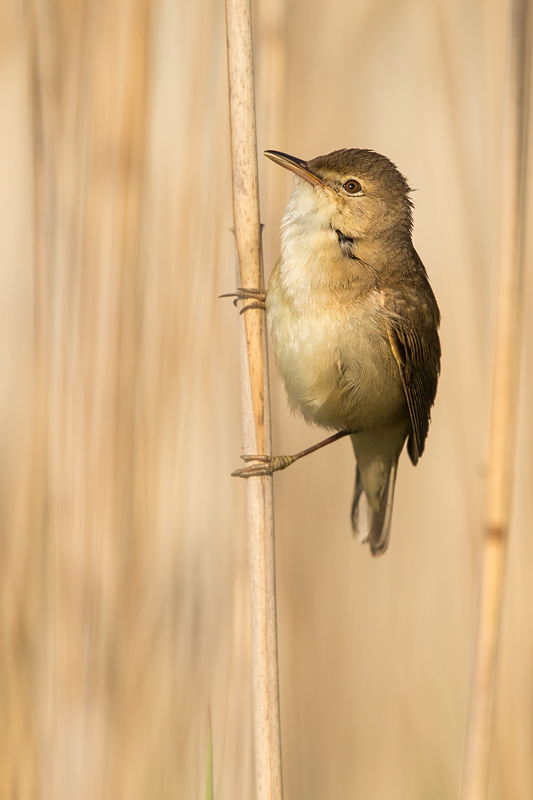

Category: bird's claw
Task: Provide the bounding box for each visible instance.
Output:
[239,300,265,313]
[232,454,295,478]
[219,287,266,313]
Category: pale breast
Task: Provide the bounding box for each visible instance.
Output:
[267,263,408,433]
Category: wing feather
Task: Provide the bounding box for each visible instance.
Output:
[383,292,440,465]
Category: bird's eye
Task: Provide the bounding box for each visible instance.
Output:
[343,179,361,194]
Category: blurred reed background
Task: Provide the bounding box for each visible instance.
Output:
[0,0,532,798]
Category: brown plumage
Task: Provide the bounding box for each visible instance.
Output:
[265,148,440,555]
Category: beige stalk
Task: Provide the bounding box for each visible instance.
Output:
[225,1,283,798]
[460,1,532,797]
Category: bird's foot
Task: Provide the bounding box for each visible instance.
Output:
[232,453,295,478]
[219,287,266,313]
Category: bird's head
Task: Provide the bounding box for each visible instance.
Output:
[265,148,414,242]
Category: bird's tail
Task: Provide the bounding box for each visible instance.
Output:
[350,432,402,556]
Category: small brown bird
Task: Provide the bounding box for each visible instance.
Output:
[234,149,440,555]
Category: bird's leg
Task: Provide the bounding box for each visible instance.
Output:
[232,430,351,477]
[219,287,267,313]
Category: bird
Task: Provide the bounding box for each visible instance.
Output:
[232,148,441,556]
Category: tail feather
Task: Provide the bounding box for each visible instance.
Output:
[350,430,404,556]
[351,461,398,556]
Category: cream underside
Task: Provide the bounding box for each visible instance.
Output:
[267,182,407,433]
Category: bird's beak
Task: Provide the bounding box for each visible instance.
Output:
[264,150,324,186]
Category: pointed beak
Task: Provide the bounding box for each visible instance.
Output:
[264,150,324,186]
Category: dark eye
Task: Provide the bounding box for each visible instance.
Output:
[343,179,361,194]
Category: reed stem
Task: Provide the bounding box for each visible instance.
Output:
[225,1,283,798]
[460,1,531,797]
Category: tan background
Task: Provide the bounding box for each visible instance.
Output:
[0,0,532,797]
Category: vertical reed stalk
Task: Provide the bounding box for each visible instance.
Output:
[225,2,283,799]
[460,1,531,798]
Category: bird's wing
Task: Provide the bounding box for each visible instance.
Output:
[381,289,441,465]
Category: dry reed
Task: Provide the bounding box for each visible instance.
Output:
[225,0,282,798]
[460,0,532,798]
